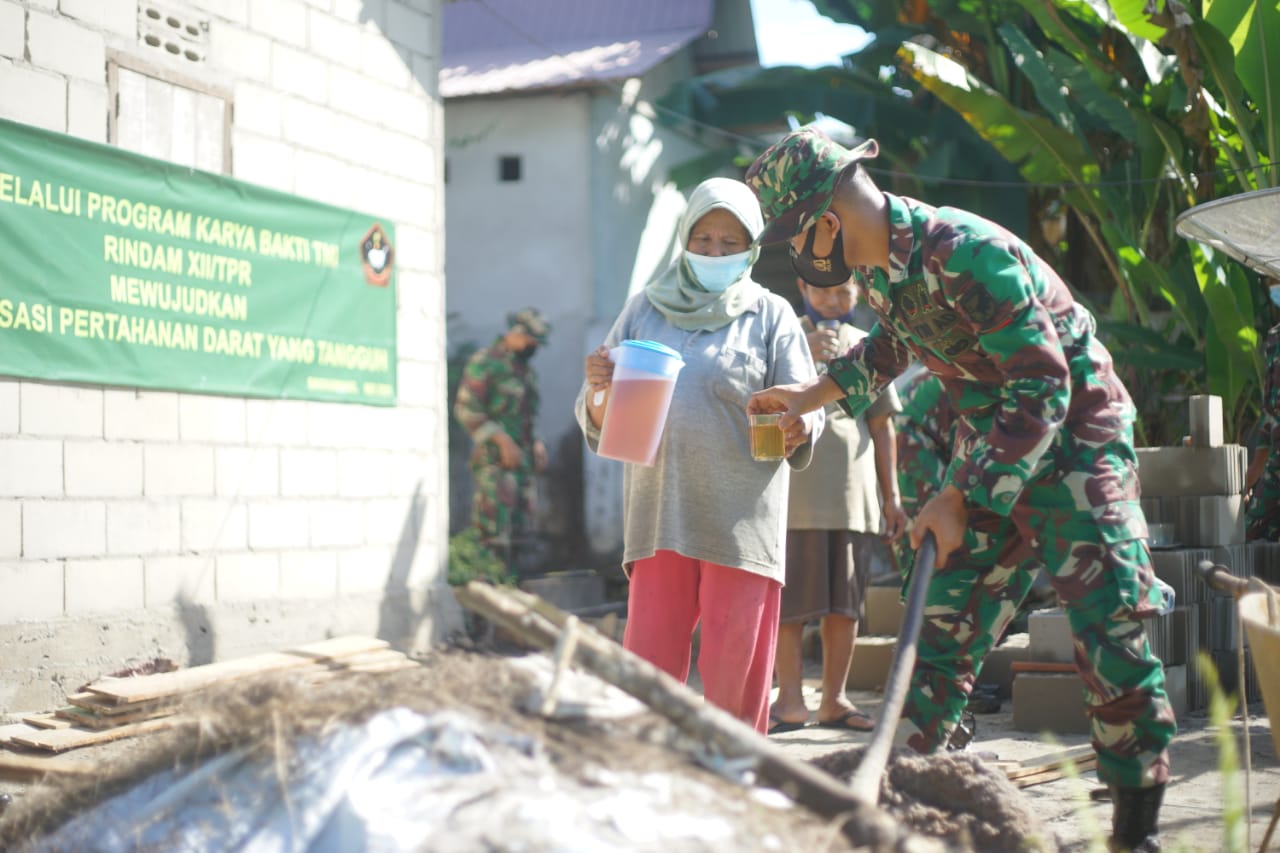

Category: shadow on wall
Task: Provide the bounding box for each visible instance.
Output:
[377,483,436,646]
[175,590,215,667]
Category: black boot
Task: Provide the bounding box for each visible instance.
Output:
[1108,784,1164,852]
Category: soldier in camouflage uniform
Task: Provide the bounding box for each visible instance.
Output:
[744,128,1173,852]
[453,308,551,555]
[1246,280,1280,541]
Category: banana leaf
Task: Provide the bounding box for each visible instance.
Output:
[1204,0,1280,176]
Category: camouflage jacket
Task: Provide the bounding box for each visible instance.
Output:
[827,194,1136,516]
[453,339,539,457]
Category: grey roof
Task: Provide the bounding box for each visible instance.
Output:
[441,0,714,98]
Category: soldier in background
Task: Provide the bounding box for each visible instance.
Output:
[453,308,550,558]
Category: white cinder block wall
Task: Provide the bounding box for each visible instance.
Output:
[0,0,453,714]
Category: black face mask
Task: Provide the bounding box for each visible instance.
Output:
[515,344,538,362]
[790,221,853,287]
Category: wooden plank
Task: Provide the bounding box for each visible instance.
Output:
[9,717,175,753]
[66,691,173,716]
[83,636,390,703]
[22,712,73,730]
[55,704,175,730]
[0,722,44,745]
[1011,755,1098,788]
[0,750,99,782]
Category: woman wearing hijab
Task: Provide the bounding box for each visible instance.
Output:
[574,177,823,732]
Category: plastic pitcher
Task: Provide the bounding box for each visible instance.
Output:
[597,339,684,465]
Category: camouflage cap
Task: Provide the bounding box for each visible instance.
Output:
[508,307,550,343]
[744,128,879,245]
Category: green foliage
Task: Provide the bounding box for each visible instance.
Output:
[1198,652,1248,853]
[660,0,1279,444]
[447,528,515,587]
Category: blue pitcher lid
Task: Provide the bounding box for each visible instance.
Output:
[619,339,683,362]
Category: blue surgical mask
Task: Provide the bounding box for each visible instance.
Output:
[1270,285,1280,309]
[684,250,752,292]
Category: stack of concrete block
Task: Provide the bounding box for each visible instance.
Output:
[1136,395,1272,710]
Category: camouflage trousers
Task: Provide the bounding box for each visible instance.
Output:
[469,461,536,550]
[897,448,1176,789]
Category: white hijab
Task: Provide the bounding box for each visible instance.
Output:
[645,178,766,331]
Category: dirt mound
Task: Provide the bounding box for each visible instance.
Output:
[812,747,1057,852]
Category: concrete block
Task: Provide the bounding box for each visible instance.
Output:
[389,450,436,497]
[521,571,605,613]
[61,0,138,37]
[1188,395,1223,447]
[1146,607,1190,667]
[27,11,105,82]
[0,500,18,559]
[199,0,249,25]
[209,22,271,80]
[245,398,308,446]
[309,500,366,547]
[360,29,411,88]
[337,545,394,593]
[215,447,279,497]
[0,379,16,432]
[338,450,392,497]
[385,1,431,49]
[230,130,296,192]
[65,440,143,497]
[1163,664,1188,716]
[280,448,338,496]
[1168,495,1245,547]
[24,500,106,558]
[249,0,307,48]
[178,394,246,443]
[0,439,64,497]
[145,444,215,496]
[66,557,144,613]
[1029,608,1076,663]
[1135,445,1247,497]
[977,632,1031,697]
[863,585,904,636]
[20,381,103,437]
[365,496,415,546]
[231,81,283,137]
[0,3,23,59]
[273,43,328,104]
[0,560,63,621]
[107,501,180,556]
[248,501,311,549]
[180,497,248,551]
[144,554,215,606]
[280,549,339,599]
[1013,672,1091,734]
[309,13,362,69]
[847,635,897,691]
[104,390,179,441]
[0,64,66,132]
[216,551,280,601]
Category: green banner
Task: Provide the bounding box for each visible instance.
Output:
[0,118,397,405]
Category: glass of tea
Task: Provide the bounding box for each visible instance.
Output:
[749,413,786,461]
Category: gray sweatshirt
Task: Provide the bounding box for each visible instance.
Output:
[575,292,824,583]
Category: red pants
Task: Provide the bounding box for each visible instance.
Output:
[624,550,781,733]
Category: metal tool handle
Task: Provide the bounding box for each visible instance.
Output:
[1196,560,1248,599]
[849,531,937,805]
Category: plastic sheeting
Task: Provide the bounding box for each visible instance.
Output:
[25,707,780,852]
